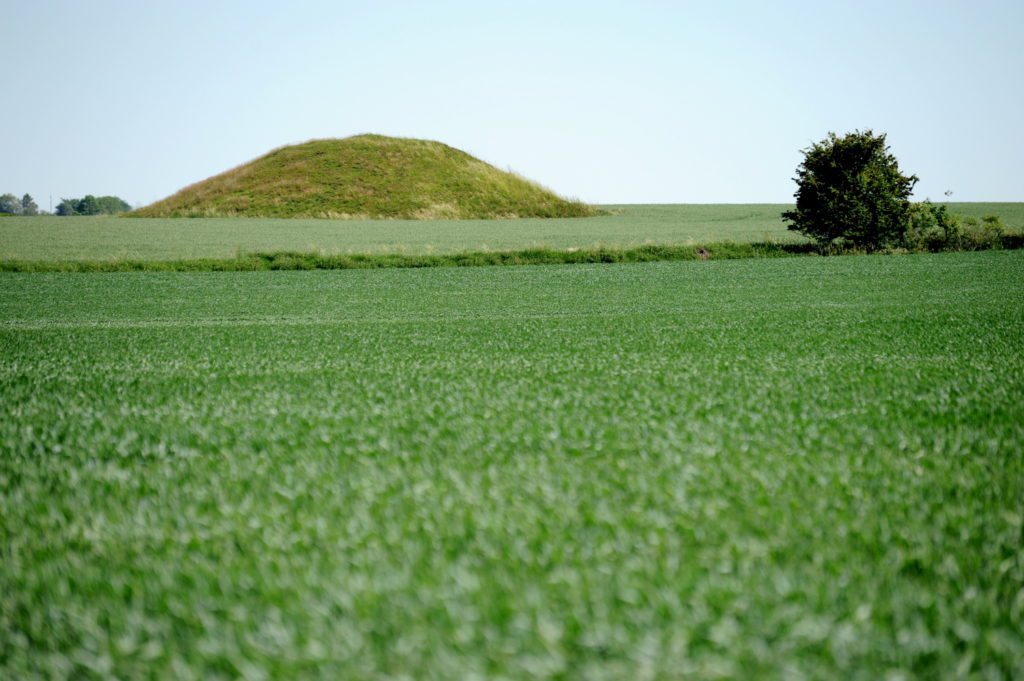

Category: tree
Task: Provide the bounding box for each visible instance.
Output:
[54,195,131,216]
[21,194,39,216]
[0,193,21,215]
[76,194,101,215]
[782,130,918,250]
[94,195,131,214]
[56,198,79,216]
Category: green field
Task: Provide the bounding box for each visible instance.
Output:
[2,252,1023,679]
[4,203,1022,264]
[0,205,794,262]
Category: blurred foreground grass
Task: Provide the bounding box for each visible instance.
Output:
[1,252,1023,679]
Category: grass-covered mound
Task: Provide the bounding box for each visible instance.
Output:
[128,135,598,219]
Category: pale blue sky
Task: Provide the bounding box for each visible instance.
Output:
[3,0,1022,208]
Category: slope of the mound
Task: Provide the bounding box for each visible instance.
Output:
[128,135,598,219]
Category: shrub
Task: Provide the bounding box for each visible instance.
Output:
[905,201,963,251]
[963,215,1007,251]
[783,130,918,251]
[905,204,1010,252]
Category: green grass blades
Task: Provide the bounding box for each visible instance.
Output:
[2,252,1023,679]
[0,242,818,273]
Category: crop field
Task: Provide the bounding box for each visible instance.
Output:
[2,251,1023,679]
[0,204,801,262]
[3,203,1021,265]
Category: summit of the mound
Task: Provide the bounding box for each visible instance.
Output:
[127,135,598,219]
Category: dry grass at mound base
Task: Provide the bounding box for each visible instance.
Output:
[128,135,599,220]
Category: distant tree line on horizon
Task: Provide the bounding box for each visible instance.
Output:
[0,193,40,215]
[0,192,132,216]
[55,195,132,216]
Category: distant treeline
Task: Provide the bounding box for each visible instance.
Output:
[55,195,131,216]
[0,192,131,216]
[0,193,40,215]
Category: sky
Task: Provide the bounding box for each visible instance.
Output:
[2,0,1022,208]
